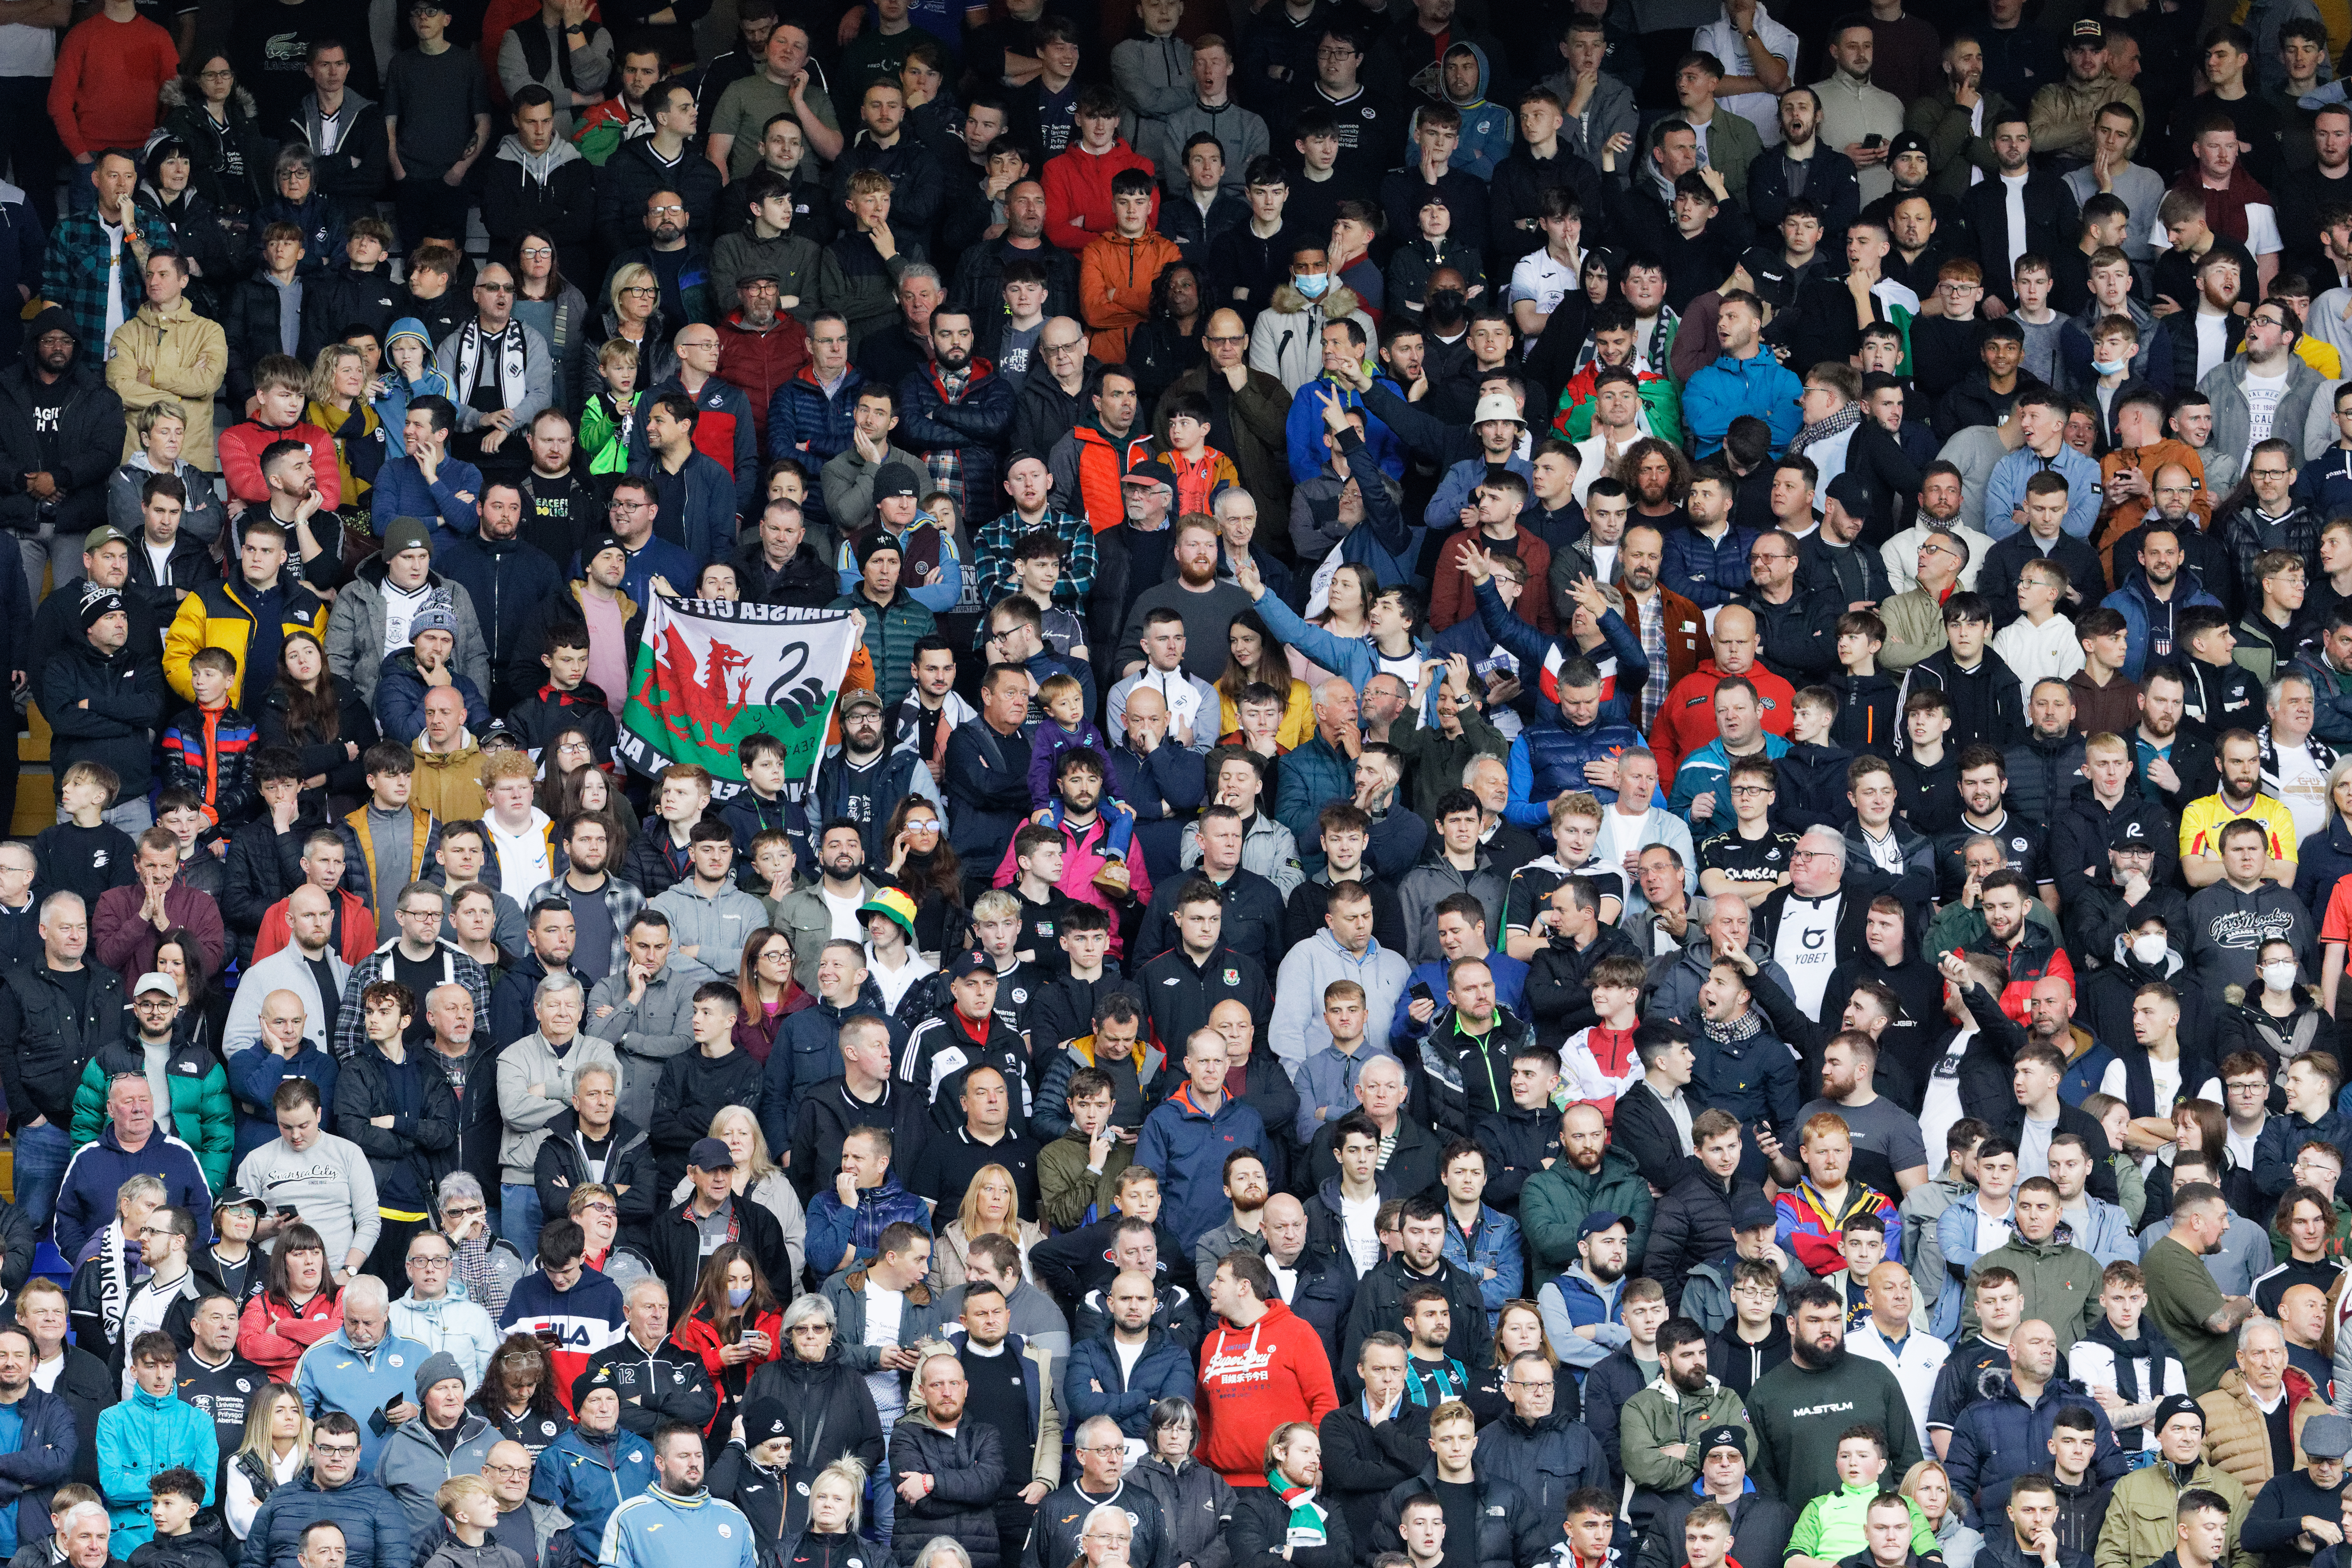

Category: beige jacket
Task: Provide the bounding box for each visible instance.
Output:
[408,733,488,823]
[107,299,228,468]
[2026,75,2145,162]
[2199,1366,2327,1492]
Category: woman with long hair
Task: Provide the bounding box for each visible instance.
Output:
[1288,562,1377,693]
[159,54,273,216]
[1131,1397,1235,1568]
[1464,1299,1557,1422]
[470,1334,570,1457]
[931,1164,1041,1290]
[878,796,966,961]
[306,344,386,536]
[223,1382,309,1539]
[734,928,812,1061]
[1216,610,1312,748]
[674,1242,784,1441]
[154,925,226,1065]
[513,232,593,413]
[533,730,601,811]
[668,1106,807,1265]
[1900,1460,1981,1568]
[235,1223,343,1378]
[257,629,375,809]
[547,759,640,853]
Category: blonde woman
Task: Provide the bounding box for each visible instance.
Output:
[601,264,676,388]
[792,1458,867,1568]
[224,1382,309,1539]
[305,343,384,532]
[108,398,228,543]
[1900,1460,1980,1568]
[670,1105,806,1284]
[1466,1299,1552,1412]
[930,1162,1042,1291]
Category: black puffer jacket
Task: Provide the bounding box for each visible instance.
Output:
[743,1342,885,1478]
[1372,1468,1550,1568]
[1129,1455,1235,1568]
[0,961,127,1129]
[331,1041,462,1211]
[885,1411,1006,1568]
[1340,1253,1489,1382]
[0,307,122,536]
[1644,1165,1763,1315]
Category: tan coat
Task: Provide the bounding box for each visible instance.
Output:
[106,298,228,468]
[2026,74,2146,162]
[407,734,487,824]
[2199,1365,2328,1492]
[2093,1459,2254,1568]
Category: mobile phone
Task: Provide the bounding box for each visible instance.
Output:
[276,1207,298,1222]
[1410,981,1435,1004]
[1863,133,1885,149]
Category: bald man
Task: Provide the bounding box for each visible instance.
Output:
[1153,308,1290,502]
[1649,604,1796,782]
[1261,1191,1355,1365]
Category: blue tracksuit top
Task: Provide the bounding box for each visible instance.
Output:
[601,1485,759,1568]
[291,1328,435,1474]
[535,1426,658,1559]
[95,1386,218,1548]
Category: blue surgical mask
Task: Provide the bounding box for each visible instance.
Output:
[2093,357,2128,376]
[1294,271,1329,299]
[727,1286,752,1308]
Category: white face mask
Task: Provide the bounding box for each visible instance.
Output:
[2131,932,2169,965]
[2092,357,2129,376]
[2263,961,2299,992]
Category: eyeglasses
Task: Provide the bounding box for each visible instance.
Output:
[408,1253,451,1268]
[621,286,658,298]
[314,1443,360,1458]
[478,281,513,293]
[443,1204,485,1220]
[198,67,234,79]
[1728,784,1772,796]
[484,1463,532,1478]
[581,1201,617,1215]
[1203,335,1246,346]
[649,204,686,216]
[519,247,552,261]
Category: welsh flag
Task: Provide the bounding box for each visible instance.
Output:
[620,597,861,783]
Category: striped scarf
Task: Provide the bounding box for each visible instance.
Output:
[1266,1467,1327,1546]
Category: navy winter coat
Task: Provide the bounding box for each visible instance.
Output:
[1059,1327,1197,1440]
[240,1473,411,1568]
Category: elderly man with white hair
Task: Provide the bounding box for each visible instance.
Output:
[291,1274,433,1472]
[1756,822,1875,1021]
[1025,1415,1165,1568]
[495,971,624,1255]
[577,1275,718,1437]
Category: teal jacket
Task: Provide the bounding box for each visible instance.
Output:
[71,1034,236,1190]
[95,1385,218,1547]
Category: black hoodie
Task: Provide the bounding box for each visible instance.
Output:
[0,305,123,540]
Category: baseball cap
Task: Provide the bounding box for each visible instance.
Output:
[1731,1195,1778,1233]
[688,1136,736,1171]
[83,525,130,554]
[1577,1210,1628,1241]
[132,972,177,999]
[2108,816,2156,850]
[950,950,996,982]
[2071,18,2106,43]
[840,688,883,714]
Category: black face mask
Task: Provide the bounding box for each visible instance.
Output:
[1426,290,1467,323]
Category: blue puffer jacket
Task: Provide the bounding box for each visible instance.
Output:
[1660,520,1762,609]
[802,1170,933,1278]
[0,1386,72,1544]
[95,1387,217,1548]
[1668,732,1793,836]
[1941,1369,2127,1524]
[241,1473,411,1568]
[291,1327,436,1473]
[767,366,866,518]
[532,1423,658,1560]
[1058,1327,1198,1439]
[374,650,492,745]
[2109,567,2223,684]
[1510,716,1646,822]
[1682,351,1803,459]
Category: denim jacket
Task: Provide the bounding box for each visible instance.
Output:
[1439,1202,1524,1328]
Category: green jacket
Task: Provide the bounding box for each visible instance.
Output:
[71,1036,236,1190]
[1962,1232,2105,1351]
[579,389,644,477]
[1521,1144,1655,1273]
[1618,1372,1753,1495]
[2094,1460,2254,1568]
[830,586,937,707]
[1389,701,1508,822]
[1788,1483,1938,1565]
